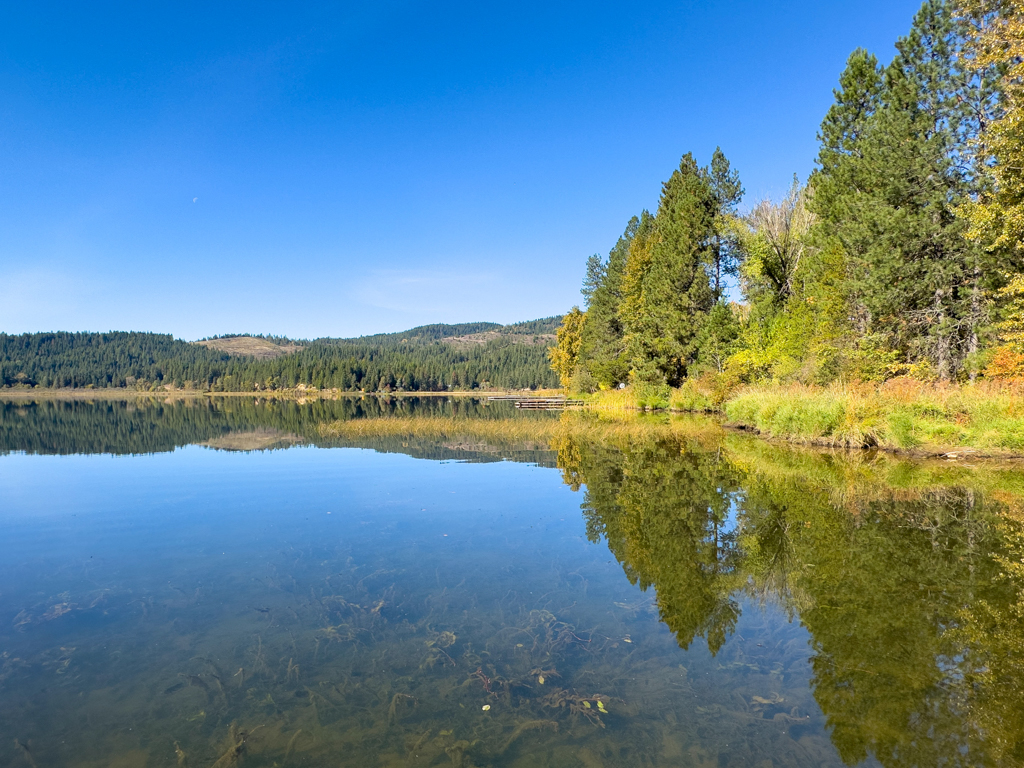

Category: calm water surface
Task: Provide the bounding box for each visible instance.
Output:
[1,397,1022,767]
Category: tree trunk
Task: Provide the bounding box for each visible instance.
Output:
[934,287,951,381]
[968,262,982,382]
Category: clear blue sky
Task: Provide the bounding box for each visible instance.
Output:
[1,1,922,340]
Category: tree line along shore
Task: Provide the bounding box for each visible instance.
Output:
[7,1,1024,456]
[547,0,1024,455]
[0,319,561,394]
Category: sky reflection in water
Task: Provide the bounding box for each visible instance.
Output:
[1,397,1022,767]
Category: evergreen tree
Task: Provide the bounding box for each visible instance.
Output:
[622,154,717,385]
[809,48,886,337]
[811,0,1002,379]
[696,301,742,373]
[577,215,646,387]
[581,254,606,307]
[708,147,745,299]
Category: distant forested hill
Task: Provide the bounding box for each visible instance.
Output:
[0,318,562,391]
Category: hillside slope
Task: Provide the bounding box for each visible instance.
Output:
[0,317,563,392]
[195,336,303,359]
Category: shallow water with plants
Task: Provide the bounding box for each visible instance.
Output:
[2,397,1024,767]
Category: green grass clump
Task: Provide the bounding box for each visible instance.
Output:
[634,383,671,410]
[576,387,636,412]
[669,379,715,412]
[724,386,867,446]
[723,379,1024,454]
[584,379,719,412]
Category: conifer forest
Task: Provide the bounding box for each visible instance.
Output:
[550,0,1024,394]
[0,320,561,392]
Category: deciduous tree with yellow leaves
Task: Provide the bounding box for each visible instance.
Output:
[960,0,1024,256]
[548,306,586,389]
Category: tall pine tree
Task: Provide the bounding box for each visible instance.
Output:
[811,0,1002,379]
[708,147,745,300]
[578,215,646,387]
[809,48,885,338]
[622,154,717,385]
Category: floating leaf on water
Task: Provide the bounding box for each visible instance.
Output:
[583,701,591,709]
[597,700,607,712]
[538,675,545,685]
[482,704,490,711]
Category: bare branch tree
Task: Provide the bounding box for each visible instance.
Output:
[744,177,816,303]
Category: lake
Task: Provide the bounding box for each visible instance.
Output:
[1,396,1022,767]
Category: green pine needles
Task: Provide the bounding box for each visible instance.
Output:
[554,0,1024,395]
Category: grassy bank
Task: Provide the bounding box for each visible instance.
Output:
[724,380,1024,454]
[581,378,1024,456]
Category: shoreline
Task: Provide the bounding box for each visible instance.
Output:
[7,382,1023,462]
[0,388,560,401]
[716,420,1024,461]
[576,380,1024,460]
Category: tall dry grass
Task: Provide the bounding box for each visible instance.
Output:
[318,416,559,446]
[320,376,1024,456]
[318,410,727,452]
[578,388,638,412]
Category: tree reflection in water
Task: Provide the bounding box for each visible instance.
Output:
[5,397,1024,765]
[554,422,1024,766]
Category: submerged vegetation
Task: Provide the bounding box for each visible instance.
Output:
[553,420,1024,766]
[550,0,1024,451]
[5,399,1024,765]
